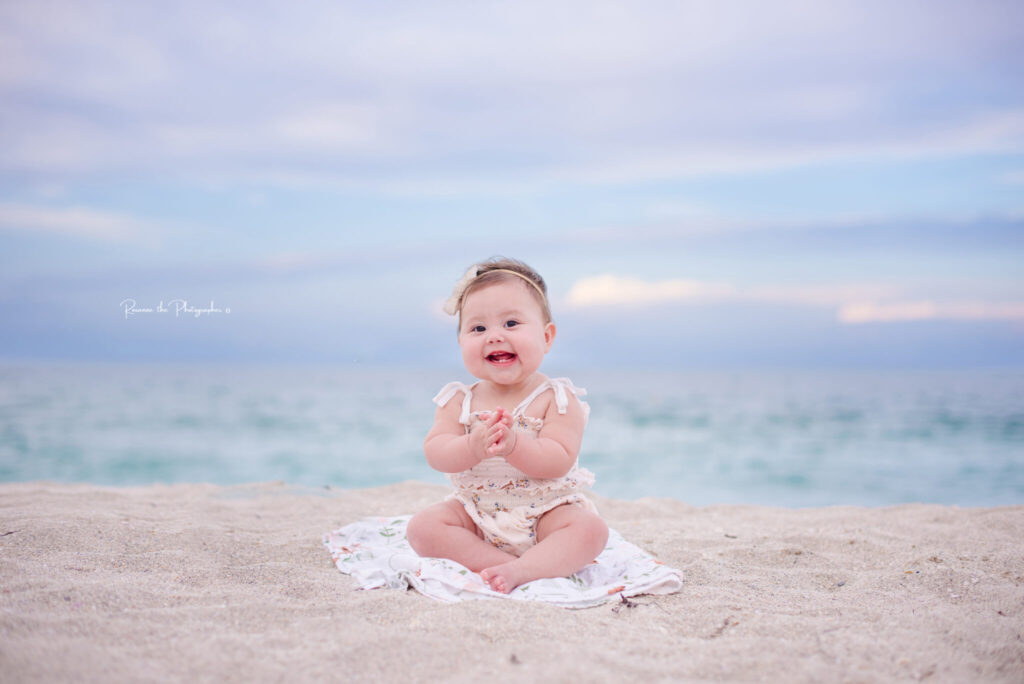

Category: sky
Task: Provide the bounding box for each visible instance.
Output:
[1,0,1022,370]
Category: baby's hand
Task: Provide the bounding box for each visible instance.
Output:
[469,410,503,461]
[485,408,517,458]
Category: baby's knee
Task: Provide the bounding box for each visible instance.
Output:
[405,509,436,553]
[584,513,609,550]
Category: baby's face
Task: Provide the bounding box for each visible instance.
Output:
[458,279,555,388]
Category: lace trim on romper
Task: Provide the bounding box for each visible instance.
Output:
[432,377,597,556]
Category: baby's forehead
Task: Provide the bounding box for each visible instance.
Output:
[460,279,546,318]
[464,278,531,301]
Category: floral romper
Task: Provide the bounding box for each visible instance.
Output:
[432,377,598,557]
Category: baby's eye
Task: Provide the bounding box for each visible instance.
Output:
[470,324,486,333]
[504,320,519,329]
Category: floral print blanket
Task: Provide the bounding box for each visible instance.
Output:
[323,515,683,609]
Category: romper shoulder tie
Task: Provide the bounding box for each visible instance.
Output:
[432,381,475,425]
[512,377,590,423]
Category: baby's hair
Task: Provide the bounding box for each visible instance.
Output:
[453,257,552,325]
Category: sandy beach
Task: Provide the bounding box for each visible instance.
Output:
[1,481,1021,682]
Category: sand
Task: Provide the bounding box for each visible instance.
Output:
[0,481,1021,683]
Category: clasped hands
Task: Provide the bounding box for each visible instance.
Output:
[469,407,517,460]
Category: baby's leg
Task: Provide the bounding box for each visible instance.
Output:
[406,499,517,572]
[480,504,609,594]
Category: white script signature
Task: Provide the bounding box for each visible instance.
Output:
[119,298,231,320]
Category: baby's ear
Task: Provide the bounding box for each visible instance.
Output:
[543,322,556,351]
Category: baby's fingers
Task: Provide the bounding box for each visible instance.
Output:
[480,409,502,428]
[485,425,505,446]
[485,424,509,451]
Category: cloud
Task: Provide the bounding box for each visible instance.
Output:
[1,2,1022,192]
[0,203,160,243]
[838,301,1024,324]
[565,274,1024,325]
[566,276,734,307]
[565,274,893,309]
[542,109,1024,188]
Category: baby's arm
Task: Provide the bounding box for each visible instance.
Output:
[423,396,497,473]
[502,394,586,479]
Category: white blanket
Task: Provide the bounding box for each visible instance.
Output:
[323,515,683,609]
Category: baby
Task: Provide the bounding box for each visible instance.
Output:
[407,257,608,594]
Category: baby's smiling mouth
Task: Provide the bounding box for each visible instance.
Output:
[487,351,517,364]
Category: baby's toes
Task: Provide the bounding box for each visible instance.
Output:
[479,569,497,588]
[479,568,505,593]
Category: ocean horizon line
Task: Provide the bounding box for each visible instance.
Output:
[3,356,1024,373]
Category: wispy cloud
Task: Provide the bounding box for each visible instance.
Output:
[565,275,894,310]
[565,275,735,307]
[0,203,161,243]
[838,301,1024,324]
[565,274,1024,324]
[543,109,1024,188]
[2,2,1022,192]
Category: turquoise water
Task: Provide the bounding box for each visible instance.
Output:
[1,363,1021,507]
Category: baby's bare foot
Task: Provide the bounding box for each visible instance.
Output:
[479,560,531,594]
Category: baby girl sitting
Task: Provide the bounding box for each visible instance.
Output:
[406,257,608,594]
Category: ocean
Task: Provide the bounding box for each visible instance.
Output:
[1,362,1021,507]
